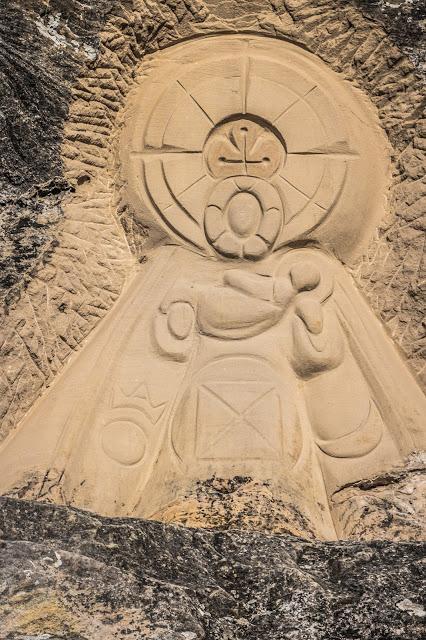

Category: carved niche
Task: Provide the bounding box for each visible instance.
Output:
[0,36,424,540]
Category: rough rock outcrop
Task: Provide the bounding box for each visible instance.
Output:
[0,2,425,638]
[0,497,425,639]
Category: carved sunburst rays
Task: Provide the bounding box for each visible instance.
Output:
[129,39,359,252]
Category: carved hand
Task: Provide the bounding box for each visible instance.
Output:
[286,262,345,378]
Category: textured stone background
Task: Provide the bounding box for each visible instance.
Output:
[0,497,425,639]
[0,0,425,441]
[0,3,425,638]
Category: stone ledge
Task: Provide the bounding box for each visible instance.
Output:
[0,497,424,639]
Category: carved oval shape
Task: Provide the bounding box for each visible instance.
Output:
[290,261,321,292]
[167,302,194,340]
[226,192,261,238]
[101,420,146,466]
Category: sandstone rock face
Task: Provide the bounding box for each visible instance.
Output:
[0,29,424,538]
[0,1,425,637]
[0,497,425,639]
[0,0,425,443]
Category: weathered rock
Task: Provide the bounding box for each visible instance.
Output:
[0,497,425,639]
[1,0,425,443]
[0,3,425,638]
[331,453,426,541]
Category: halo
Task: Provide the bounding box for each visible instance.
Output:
[121,35,389,261]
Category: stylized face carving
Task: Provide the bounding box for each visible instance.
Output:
[204,177,282,259]
[203,118,285,259]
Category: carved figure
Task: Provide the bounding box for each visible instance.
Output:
[0,36,424,540]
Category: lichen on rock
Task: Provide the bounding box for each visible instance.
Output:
[0,497,425,639]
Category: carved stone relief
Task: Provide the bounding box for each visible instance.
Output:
[0,35,424,541]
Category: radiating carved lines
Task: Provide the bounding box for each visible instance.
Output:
[178,173,209,196]
[141,161,205,250]
[291,148,359,159]
[176,79,215,126]
[272,85,317,126]
[241,43,250,115]
[127,41,363,250]
[279,174,312,201]
[161,165,200,225]
[130,148,201,157]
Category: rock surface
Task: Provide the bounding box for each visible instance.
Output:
[1,0,425,442]
[0,3,425,638]
[149,457,426,542]
[0,497,425,639]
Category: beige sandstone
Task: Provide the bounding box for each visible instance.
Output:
[0,35,424,541]
[2,1,425,444]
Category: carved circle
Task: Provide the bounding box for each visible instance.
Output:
[289,262,321,292]
[101,419,146,466]
[204,177,282,259]
[122,35,389,260]
[167,302,194,340]
[204,118,285,180]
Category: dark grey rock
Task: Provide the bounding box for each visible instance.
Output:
[354,0,425,67]
[0,497,424,638]
[0,0,112,302]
